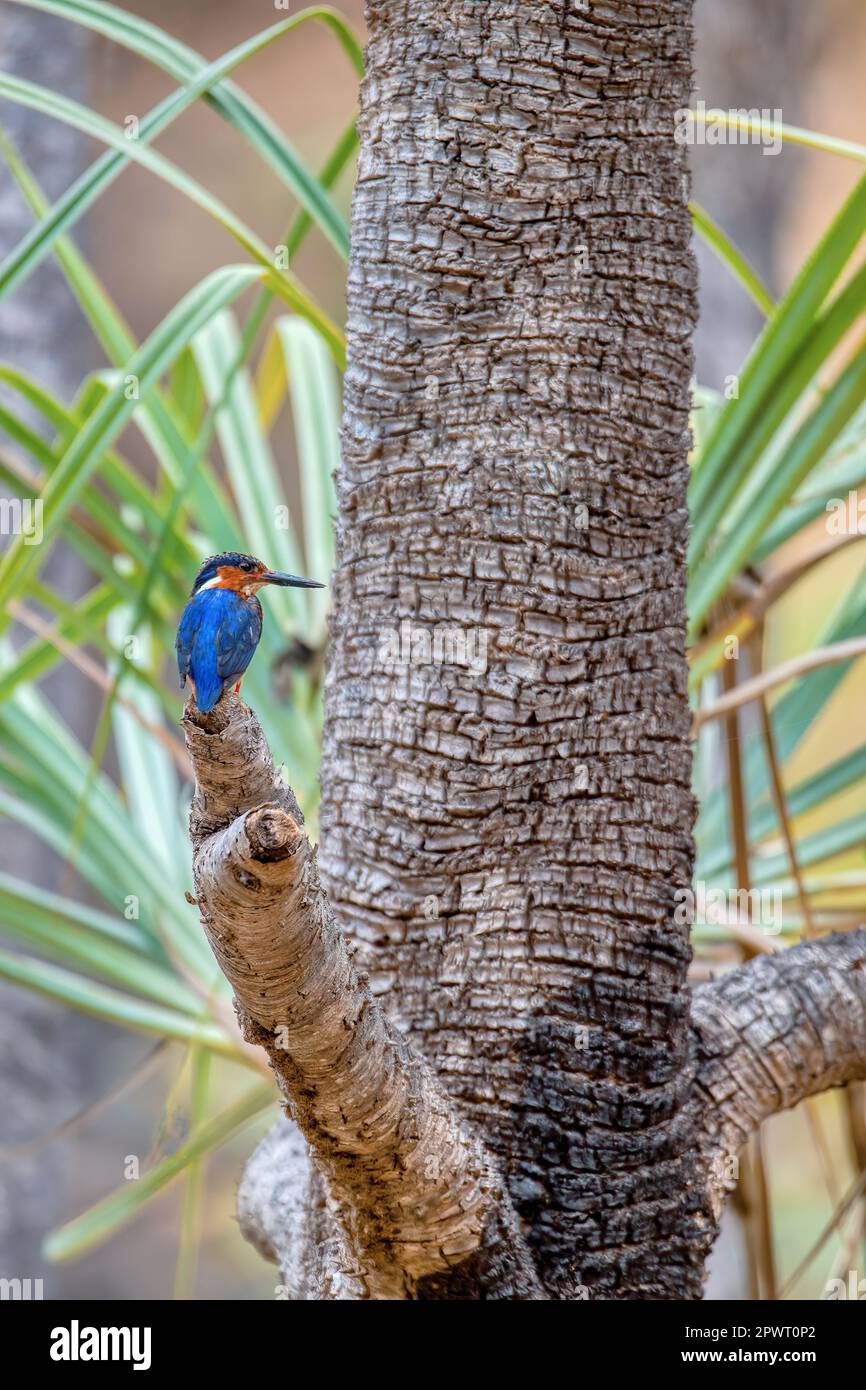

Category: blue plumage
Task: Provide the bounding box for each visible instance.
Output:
[176,587,263,712]
[176,551,324,713]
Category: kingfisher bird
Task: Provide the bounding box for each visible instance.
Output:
[176,552,324,713]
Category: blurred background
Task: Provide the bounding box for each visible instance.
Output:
[1,0,865,1300]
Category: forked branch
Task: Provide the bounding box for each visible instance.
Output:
[183,696,541,1300]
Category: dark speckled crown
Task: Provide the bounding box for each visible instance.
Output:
[190,552,261,594]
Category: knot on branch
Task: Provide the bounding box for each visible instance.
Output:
[246,806,303,862]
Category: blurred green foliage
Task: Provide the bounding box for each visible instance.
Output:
[1,0,864,1298]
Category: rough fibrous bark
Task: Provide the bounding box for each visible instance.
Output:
[321,0,698,1298]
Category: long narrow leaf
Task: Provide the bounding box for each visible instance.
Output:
[690,201,775,316]
[0,879,200,1012]
[691,332,866,626]
[43,1082,275,1262]
[192,312,309,631]
[2,0,359,280]
[0,264,264,614]
[0,950,235,1052]
[689,170,866,563]
[0,73,343,358]
[278,316,338,644]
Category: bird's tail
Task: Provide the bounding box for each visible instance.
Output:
[194,672,225,713]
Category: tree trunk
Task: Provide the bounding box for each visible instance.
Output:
[320,0,698,1298]
[183,0,866,1300]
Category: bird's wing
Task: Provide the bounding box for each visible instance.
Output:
[214,596,263,683]
[175,591,263,711]
[175,598,199,688]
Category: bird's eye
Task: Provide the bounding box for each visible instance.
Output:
[241,559,253,571]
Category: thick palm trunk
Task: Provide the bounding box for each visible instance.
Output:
[320,0,698,1296]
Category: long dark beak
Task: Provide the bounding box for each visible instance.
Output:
[261,570,325,589]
